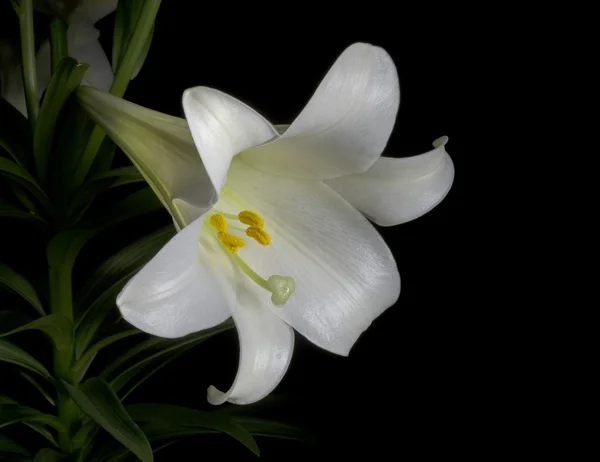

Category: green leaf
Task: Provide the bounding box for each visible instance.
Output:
[233,417,313,443]
[83,188,164,229]
[74,268,139,358]
[0,313,73,351]
[33,57,88,184]
[0,202,47,225]
[75,226,174,313]
[0,403,66,431]
[113,0,154,77]
[69,166,145,218]
[63,378,153,462]
[47,228,96,273]
[0,157,52,213]
[0,97,32,168]
[0,339,51,378]
[50,99,96,200]
[0,432,30,456]
[72,330,142,383]
[126,404,259,456]
[0,262,45,315]
[87,136,117,180]
[19,371,56,406]
[33,448,64,461]
[25,422,60,448]
[104,321,234,399]
[72,419,98,450]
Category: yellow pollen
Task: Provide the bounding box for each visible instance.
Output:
[246,227,271,246]
[217,231,245,253]
[238,210,264,229]
[209,214,227,232]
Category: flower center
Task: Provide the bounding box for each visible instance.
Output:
[206,210,295,307]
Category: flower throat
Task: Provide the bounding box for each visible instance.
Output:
[207,210,295,306]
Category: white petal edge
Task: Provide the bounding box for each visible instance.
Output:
[182,86,279,195]
[207,275,295,405]
[117,216,235,338]
[68,23,114,92]
[215,158,400,356]
[1,40,52,117]
[326,136,455,226]
[241,42,400,180]
[1,64,27,117]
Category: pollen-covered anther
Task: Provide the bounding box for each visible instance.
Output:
[238,210,264,229]
[217,231,245,253]
[246,227,270,246]
[209,213,227,232]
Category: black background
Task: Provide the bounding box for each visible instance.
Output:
[2,1,470,460]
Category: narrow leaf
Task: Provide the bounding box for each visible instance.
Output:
[47,229,96,272]
[0,262,45,315]
[233,417,313,443]
[0,97,32,168]
[82,188,164,229]
[0,314,73,351]
[33,448,63,461]
[0,433,30,456]
[75,226,174,313]
[33,57,88,184]
[105,321,234,399]
[0,202,47,225]
[63,378,153,462]
[0,339,51,378]
[126,404,259,456]
[0,404,66,431]
[112,0,151,75]
[0,157,52,213]
[75,268,139,358]
[69,166,144,217]
[25,422,60,448]
[72,330,142,383]
[19,371,56,405]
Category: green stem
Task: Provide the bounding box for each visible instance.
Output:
[49,17,68,74]
[49,266,76,452]
[16,0,39,131]
[72,0,162,188]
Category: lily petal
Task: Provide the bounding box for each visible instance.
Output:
[182,86,278,195]
[216,158,400,356]
[326,137,455,226]
[77,87,214,227]
[207,275,294,405]
[117,216,235,338]
[0,64,27,117]
[68,23,114,91]
[241,42,400,180]
[1,40,51,117]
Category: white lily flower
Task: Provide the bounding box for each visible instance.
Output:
[1,0,116,116]
[111,42,455,405]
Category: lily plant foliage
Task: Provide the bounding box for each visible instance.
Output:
[1,0,117,116]
[80,42,455,405]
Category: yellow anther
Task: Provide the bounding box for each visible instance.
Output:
[238,211,264,229]
[209,214,228,232]
[246,227,271,246]
[217,231,245,253]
